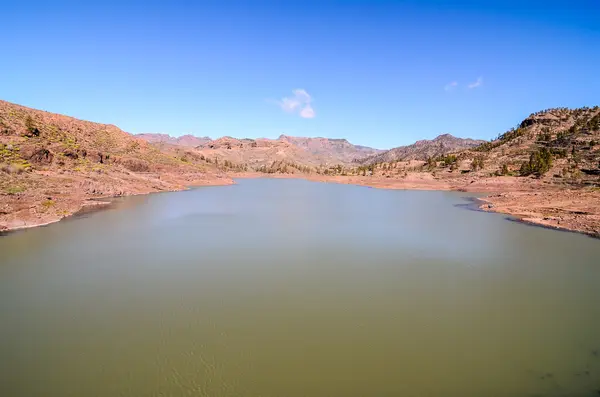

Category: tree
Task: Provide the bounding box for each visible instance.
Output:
[471,156,485,171]
[25,116,40,136]
[520,147,553,176]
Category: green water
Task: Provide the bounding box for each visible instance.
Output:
[1,179,599,396]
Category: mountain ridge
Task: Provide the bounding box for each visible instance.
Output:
[137,132,384,166]
[135,133,212,147]
[358,133,486,164]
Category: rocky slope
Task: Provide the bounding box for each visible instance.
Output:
[358,134,485,164]
[0,100,231,231]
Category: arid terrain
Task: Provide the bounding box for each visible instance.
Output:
[356,133,486,165]
[2,100,599,237]
[0,100,232,231]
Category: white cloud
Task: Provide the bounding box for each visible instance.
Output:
[300,105,315,118]
[468,77,483,89]
[277,89,315,118]
[444,81,458,91]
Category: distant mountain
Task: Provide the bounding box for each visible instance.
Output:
[143,133,383,167]
[358,134,486,164]
[194,135,379,168]
[136,133,211,147]
[135,134,383,164]
[278,135,382,163]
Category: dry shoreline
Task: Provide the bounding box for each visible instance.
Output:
[2,173,599,239]
[0,177,235,234]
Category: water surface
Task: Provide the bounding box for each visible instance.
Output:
[1,178,599,396]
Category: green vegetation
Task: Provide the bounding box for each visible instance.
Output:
[497,127,525,142]
[41,199,55,208]
[25,116,40,136]
[550,148,567,158]
[471,156,485,171]
[1,144,32,173]
[4,185,26,195]
[438,154,458,167]
[355,164,375,176]
[255,160,311,174]
[473,126,529,152]
[520,147,553,176]
[538,132,552,142]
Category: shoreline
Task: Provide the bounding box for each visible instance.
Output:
[232,173,600,239]
[0,177,235,235]
[2,173,599,239]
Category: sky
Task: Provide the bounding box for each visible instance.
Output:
[2,0,599,149]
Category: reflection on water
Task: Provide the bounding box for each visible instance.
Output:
[0,178,599,396]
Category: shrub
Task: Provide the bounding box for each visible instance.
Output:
[41,199,55,208]
[520,147,553,176]
[5,185,25,195]
[440,154,458,167]
[471,156,485,171]
[25,116,40,137]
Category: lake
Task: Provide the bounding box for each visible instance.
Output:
[1,178,599,397]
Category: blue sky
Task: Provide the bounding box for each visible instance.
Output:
[3,0,599,149]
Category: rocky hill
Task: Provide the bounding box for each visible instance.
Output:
[337,107,599,182]
[193,136,325,173]
[464,107,600,184]
[278,135,382,163]
[136,133,211,147]
[0,100,230,231]
[138,132,382,169]
[358,134,485,164]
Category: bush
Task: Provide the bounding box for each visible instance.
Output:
[520,147,553,176]
[25,116,40,137]
[5,185,25,195]
[440,154,458,167]
[1,162,29,174]
[471,156,485,171]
